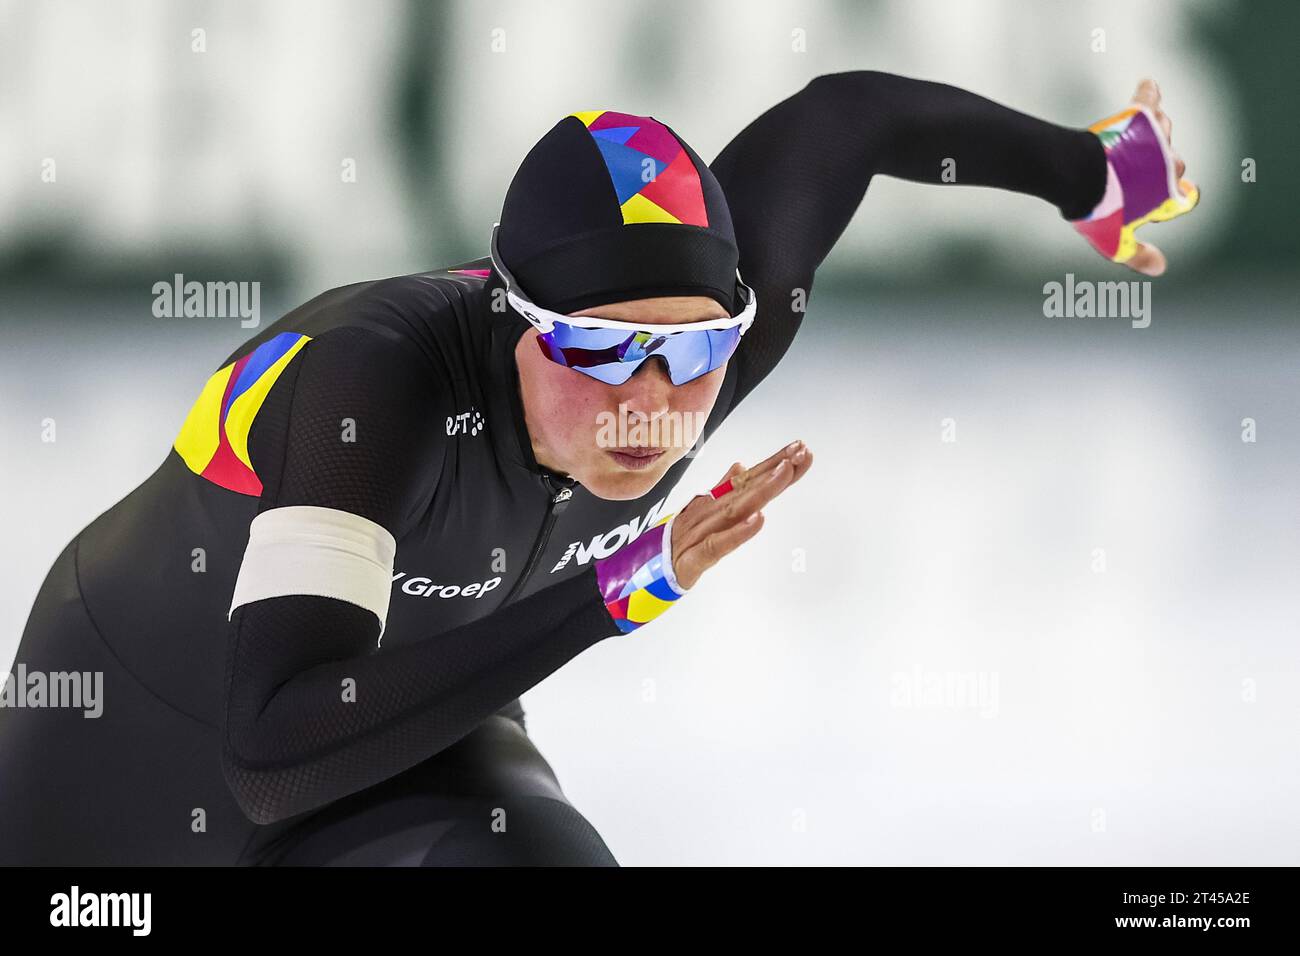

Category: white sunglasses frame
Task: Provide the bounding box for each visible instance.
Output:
[489,222,758,336]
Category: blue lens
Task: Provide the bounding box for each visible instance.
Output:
[659,326,742,385]
[538,324,743,386]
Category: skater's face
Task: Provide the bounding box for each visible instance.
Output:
[515,296,731,500]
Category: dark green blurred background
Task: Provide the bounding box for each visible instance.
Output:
[3,0,1296,298]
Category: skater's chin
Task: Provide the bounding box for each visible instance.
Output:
[581,452,674,501]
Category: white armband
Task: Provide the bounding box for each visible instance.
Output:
[228,505,397,637]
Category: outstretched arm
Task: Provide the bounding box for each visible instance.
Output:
[710,70,1168,407]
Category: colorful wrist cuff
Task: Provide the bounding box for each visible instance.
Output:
[1071,105,1199,263]
[594,513,685,634]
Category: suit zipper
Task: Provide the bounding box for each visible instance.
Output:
[501,475,575,605]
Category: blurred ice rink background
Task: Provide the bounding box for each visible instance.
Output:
[2,0,1296,864]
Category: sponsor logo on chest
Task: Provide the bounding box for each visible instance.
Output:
[549,497,668,573]
[391,571,502,600]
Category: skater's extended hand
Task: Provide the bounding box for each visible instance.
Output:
[670,440,814,590]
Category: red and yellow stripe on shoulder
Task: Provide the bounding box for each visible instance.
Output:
[173,331,312,495]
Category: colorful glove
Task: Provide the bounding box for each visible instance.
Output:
[594,513,687,634]
[1071,105,1199,265]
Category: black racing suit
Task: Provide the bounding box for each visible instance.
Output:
[0,72,1105,865]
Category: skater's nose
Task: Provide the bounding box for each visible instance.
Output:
[616,355,674,418]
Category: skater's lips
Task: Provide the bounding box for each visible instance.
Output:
[606,446,666,457]
[606,447,668,471]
